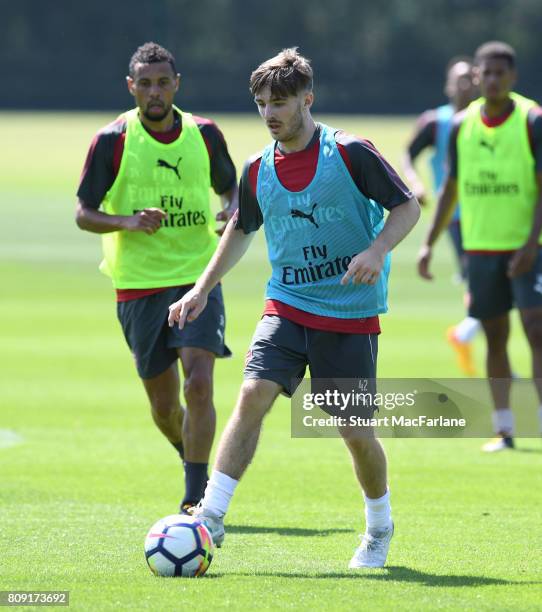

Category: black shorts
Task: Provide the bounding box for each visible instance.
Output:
[244,315,378,397]
[117,284,231,379]
[467,250,542,319]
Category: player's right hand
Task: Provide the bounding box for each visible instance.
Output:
[417,244,433,280]
[124,208,166,234]
[168,287,208,330]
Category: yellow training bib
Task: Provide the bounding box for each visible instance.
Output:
[100,107,217,288]
[457,93,538,250]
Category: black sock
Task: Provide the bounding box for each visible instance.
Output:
[182,461,209,505]
[171,440,184,460]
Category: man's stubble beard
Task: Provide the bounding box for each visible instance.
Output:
[278,104,305,143]
[142,104,171,123]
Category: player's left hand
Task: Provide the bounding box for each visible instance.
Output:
[507,243,538,278]
[215,204,238,236]
[341,246,385,286]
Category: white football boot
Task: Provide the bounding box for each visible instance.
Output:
[349,522,394,568]
[481,436,514,452]
[190,505,225,548]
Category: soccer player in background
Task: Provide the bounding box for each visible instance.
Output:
[418,41,542,452]
[75,43,238,510]
[404,58,480,376]
[168,48,420,567]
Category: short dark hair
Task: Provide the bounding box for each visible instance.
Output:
[129,42,177,77]
[474,41,516,68]
[250,48,313,98]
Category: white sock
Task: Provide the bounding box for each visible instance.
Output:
[492,409,514,436]
[201,470,238,517]
[364,489,392,532]
[454,317,480,343]
[538,406,542,433]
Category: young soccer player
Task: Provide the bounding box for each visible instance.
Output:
[168,48,420,567]
[76,43,238,509]
[404,58,480,376]
[418,41,542,452]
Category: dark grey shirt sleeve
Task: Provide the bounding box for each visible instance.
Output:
[528,108,542,172]
[76,127,121,209]
[336,132,413,210]
[407,110,437,159]
[234,157,263,234]
[199,122,237,195]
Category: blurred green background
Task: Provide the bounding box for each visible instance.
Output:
[0,111,540,611]
[2,0,541,113]
[1,2,541,607]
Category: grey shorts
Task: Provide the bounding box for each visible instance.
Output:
[467,250,542,319]
[244,315,378,397]
[117,284,231,379]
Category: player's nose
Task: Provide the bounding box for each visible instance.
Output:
[262,105,273,119]
[149,83,162,97]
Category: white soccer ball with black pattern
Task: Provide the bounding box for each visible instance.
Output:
[144,514,214,577]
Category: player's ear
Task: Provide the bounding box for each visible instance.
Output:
[472,66,481,88]
[175,73,181,93]
[444,75,453,99]
[509,68,517,89]
[304,90,314,109]
[126,76,136,97]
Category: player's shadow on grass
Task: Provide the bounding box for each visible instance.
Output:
[216,566,539,587]
[227,524,352,537]
[349,566,539,587]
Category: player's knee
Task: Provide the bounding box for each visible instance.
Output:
[340,428,376,447]
[184,371,212,406]
[237,379,276,415]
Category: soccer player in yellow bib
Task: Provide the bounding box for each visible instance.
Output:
[76,43,238,508]
[418,41,542,452]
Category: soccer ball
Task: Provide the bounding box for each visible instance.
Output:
[144,514,214,577]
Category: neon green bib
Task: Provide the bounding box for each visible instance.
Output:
[457,92,538,250]
[100,107,217,288]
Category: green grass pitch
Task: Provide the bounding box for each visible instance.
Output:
[0,112,541,610]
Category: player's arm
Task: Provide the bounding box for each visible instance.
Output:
[215,183,239,236]
[416,176,458,280]
[508,171,542,277]
[75,200,165,235]
[402,111,436,206]
[168,159,261,328]
[417,118,461,280]
[75,126,165,235]
[168,217,255,328]
[508,111,542,277]
[199,120,240,235]
[337,134,420,285]
[341,197,420,285]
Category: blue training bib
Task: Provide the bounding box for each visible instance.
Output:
[256,123,390,318]
[430,104,460,221]
[430,104,454,192]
